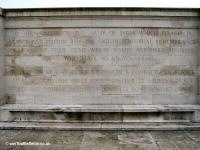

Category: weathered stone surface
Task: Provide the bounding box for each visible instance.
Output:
[4,16,200,28]
[2,19,200,105]
[0,8,200,126]
[0,11,4,105]
[151,131,200,150]
[0,130,200,150]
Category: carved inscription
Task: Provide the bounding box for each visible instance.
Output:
[4,28,199,104]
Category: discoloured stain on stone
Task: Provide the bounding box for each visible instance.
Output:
[4,65,43,76]
[180,85,194,93]
[102,85,120,94]
[4,65,31,77]
[6,46,42,56]
[159,66,195,76]
[142,28,159,37]
[4,94,16,104]
[40,29,63,36]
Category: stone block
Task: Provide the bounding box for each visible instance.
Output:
[193,111,200,122]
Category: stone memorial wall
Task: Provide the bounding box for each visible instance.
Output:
[0,8,200,129]
[0,8,199,106]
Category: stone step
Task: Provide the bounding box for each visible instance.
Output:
[0,122,200,131]
[0,104,200,123]
[1,104,200,112]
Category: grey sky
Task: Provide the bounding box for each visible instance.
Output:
[0,0,200,8]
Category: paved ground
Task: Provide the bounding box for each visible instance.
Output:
[0,130,200,150]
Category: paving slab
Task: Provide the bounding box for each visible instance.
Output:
[0,130,200,150]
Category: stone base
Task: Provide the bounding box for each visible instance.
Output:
[0,104,200,130]
[0,122,200,131]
